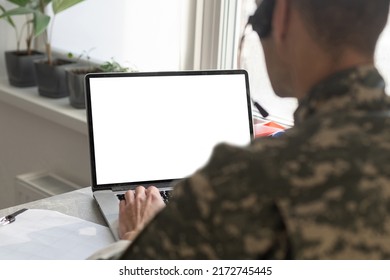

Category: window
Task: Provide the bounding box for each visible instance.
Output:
[49,0,195,71]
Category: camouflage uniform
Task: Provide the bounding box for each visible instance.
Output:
[120,65,390,259]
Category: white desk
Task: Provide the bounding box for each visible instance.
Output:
[0,187,107,226]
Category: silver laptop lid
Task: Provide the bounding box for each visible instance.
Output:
[85,70,254,191]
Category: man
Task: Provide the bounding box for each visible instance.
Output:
[118,0,390,259]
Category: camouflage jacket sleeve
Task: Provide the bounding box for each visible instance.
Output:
[120,143,290,259]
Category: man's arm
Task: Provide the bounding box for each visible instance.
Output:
[119,186,165,241]
[118,143,290,259]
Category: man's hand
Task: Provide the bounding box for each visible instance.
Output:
[118,186,166,241]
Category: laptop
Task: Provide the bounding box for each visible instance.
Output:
[85,70,254,240]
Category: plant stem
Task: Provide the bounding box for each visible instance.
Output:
[40,0,52,64]
[46,16,56,65]
[46,43,52,65]
[26,15,32,55]
[26,37,32,55]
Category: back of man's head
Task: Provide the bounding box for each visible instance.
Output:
[293,0,390,55]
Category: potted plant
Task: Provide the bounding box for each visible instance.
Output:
[66,55,131,109]
[0,0,47,87]
[33,0,85,98]
[2,0,85,98]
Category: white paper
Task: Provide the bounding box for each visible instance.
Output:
[0,209,115,260]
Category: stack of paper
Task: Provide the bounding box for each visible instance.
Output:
[0,209,115,260]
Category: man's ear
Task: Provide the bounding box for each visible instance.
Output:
[273,0,291,47]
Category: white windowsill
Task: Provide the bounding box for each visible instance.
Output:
[0,77,88,135]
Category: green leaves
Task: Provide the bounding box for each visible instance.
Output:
[0,0,85,58]
[99,59,129,73]
[52,0,84,14]
[33,10,50,36]
[7,0,31,7]
[0,5,16,28]
[0,6,50,37]
[0,6,33,17]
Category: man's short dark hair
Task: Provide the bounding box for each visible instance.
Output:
[293,0,390,55]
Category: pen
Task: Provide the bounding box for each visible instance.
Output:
[252,98,269,118]
[0,208,28,226]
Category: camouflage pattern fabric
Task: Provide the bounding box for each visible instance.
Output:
[120,65,390,259]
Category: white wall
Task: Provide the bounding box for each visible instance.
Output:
[0,99,90,208]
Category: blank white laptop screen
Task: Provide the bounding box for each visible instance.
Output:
[87,71,253,186]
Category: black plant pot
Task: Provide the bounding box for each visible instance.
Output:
[66,67,101,109]
[5,50,45,87]
[34,59,75,98]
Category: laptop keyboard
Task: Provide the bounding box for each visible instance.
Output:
[116,190,171,204]
[159,190,171,204]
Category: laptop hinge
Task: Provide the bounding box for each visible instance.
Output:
[112,185,133,192]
